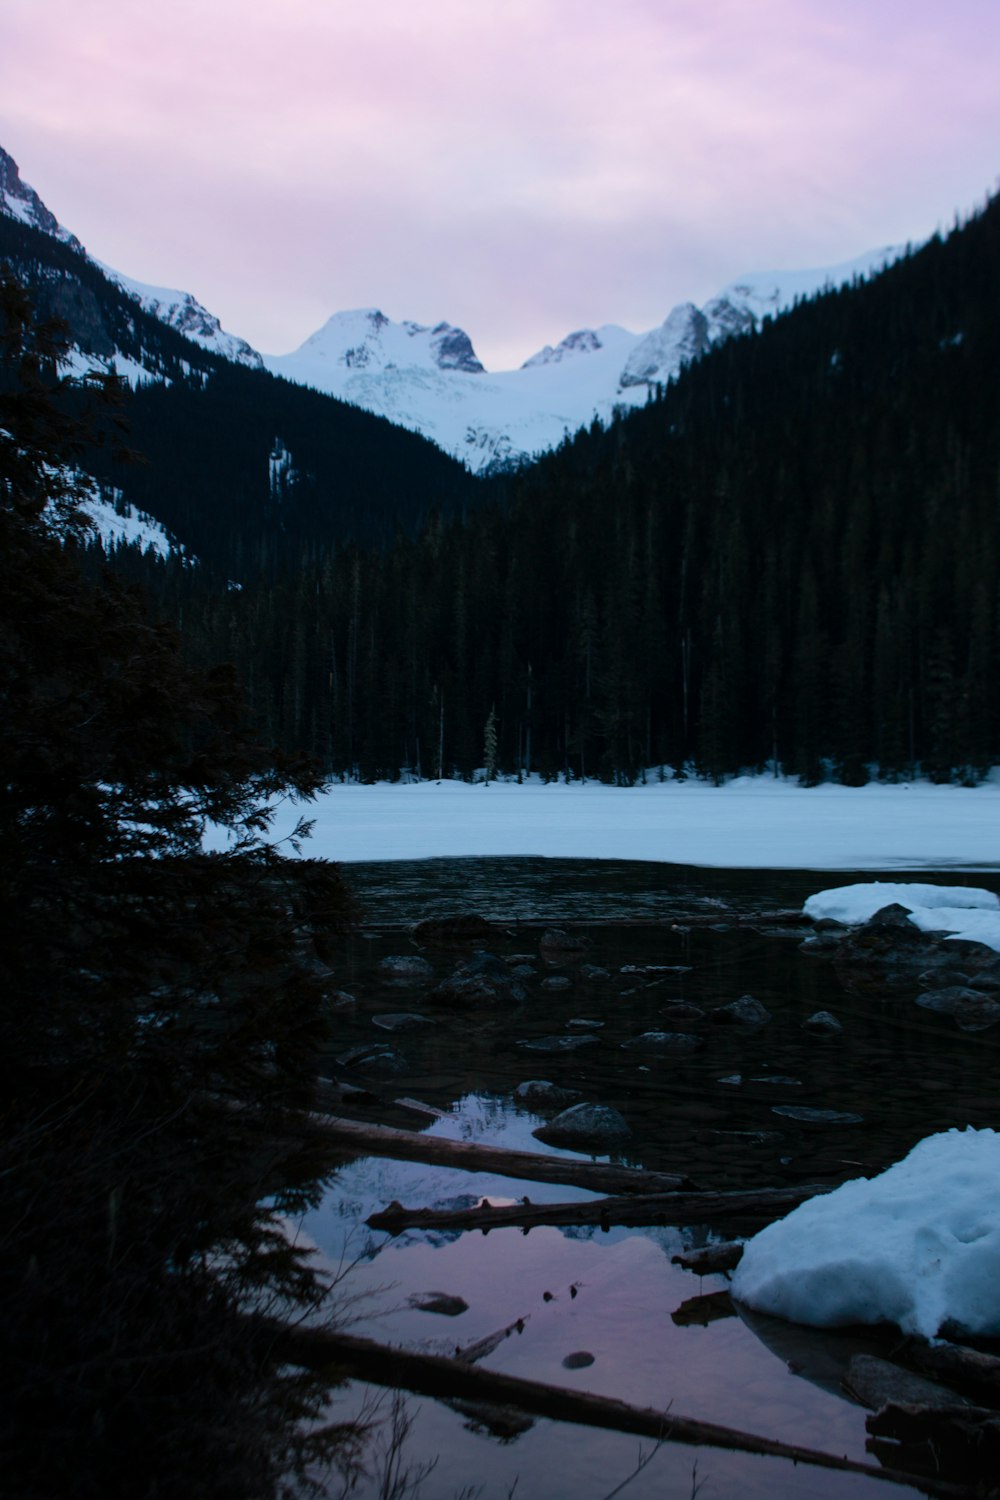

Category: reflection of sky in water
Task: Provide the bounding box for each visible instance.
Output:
[296,1091,919,1500]
[294,860,973,1499]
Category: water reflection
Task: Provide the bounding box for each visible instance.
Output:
[304,858,1000,1499]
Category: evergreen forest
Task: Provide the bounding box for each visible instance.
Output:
[105,193,1000,786]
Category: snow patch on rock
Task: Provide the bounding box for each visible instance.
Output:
[732,1128,1000,1339]
[804,881,1000,952]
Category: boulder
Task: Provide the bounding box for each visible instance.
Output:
[541,975,572,992]
[533,1102,631,1149]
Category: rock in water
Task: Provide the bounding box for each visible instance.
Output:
[710,994,771,1026]
[620,1031,704,1052]
[377,955,435,985]
[512,1080,583,1109]
[915,987,1000,1032]
[533,1103,631,1148]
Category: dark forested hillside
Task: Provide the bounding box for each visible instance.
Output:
[89,193,1000,784]
[0,212,479,567]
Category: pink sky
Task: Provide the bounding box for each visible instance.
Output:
[2,0,999,370]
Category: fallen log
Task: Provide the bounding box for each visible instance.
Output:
[257,1324,961,1494]
[866,1401,1000,1487]
[366,1183,828,1236]
[304,1112,692,1196]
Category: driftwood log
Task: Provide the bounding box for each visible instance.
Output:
[305,1112,692,1196]
[257,1323,963,1495]
[366,1184,827,1235]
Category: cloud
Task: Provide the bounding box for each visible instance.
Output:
[2,0,999,367]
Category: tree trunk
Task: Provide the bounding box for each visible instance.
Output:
[257,1324,960,1495]
[366,1184,828,1236]
[305,1111,692,1196]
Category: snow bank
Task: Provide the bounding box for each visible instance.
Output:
[804,881,1000,952]
[732,1128,1000,1339]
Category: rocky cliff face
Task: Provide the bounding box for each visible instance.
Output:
[0,147,83,251]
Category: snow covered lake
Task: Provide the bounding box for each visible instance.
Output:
[265,774,1000,871]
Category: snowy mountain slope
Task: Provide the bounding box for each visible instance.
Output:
[1,140,904,473]
[0,146,260,370]
[95,264,262,368]
[263,245,902,473]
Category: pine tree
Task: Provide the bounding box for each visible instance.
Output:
[0,274,361,1500]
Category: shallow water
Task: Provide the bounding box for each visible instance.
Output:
[299,859,1000,1500]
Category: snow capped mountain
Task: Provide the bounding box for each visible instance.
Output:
[263,241,901,473]
[266,307,483,382]
[0,146,260,370]
[2,140,904,474]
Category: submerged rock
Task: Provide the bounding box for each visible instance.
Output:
[710,994,771,1026]
[539,928,591,956]
[408,1291,469,1317]
[336,1043,409,1076]
[541,975,572,992]
[915,987,1000,1032]
[578,964,611,982]
[512,1080,583,1109]
[802,1010,844,1035]
[377,955,435,986]
[410,914,499,946]
[620,1030,704,1052]
[845,1353,971,1412]
[516,1034,599,1053]
[430,951,526,1008]
[659,1001,706,1021]
[371,1011,436,1032]
[533,1102,631,1148]
[771,1106,863,1125]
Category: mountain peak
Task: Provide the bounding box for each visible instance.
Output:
[521,328,608,369]
[0,146,82,252]
[284,308,484,375]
